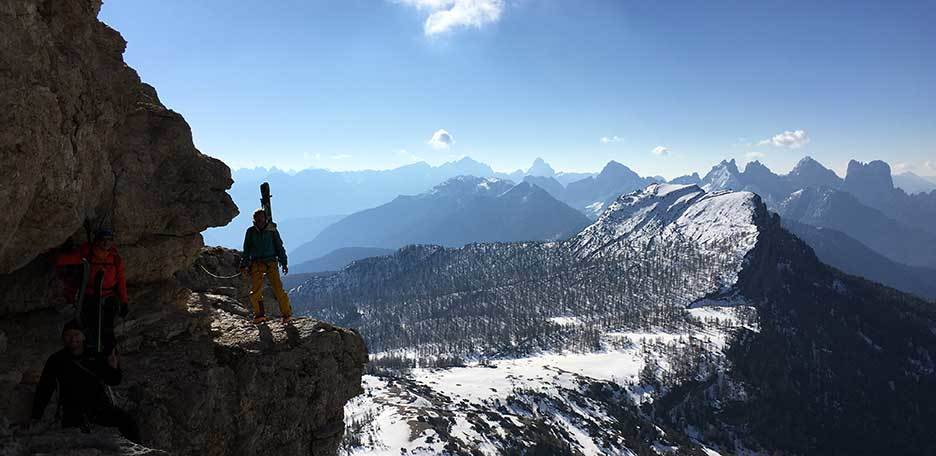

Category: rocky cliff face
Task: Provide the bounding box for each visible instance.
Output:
[1,2,367,454]
[2,249,368,455]
[0,0,237,316]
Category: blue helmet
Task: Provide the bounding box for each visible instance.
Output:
[94,229,115,241]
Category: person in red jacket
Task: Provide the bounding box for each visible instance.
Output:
[55,229,129,353]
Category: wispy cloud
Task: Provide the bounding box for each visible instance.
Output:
[428,128,455,149]
[600,136,624,144]
[330,154,352,160]
[758,129,810,148]
[398,0,505,36]
[651,146,670,156]
[895,160,936,176]
[746,151,766,160]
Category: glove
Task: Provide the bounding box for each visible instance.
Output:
[281,264,288,275]
[119,302,129,318]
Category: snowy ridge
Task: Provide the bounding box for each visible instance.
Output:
[572,183,762,290]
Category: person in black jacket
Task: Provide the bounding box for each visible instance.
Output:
[31,320,139,442]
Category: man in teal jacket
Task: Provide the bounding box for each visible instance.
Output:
[241,208,292,324]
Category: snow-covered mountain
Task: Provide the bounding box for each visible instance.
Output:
[294,183,936,455]
[562,161,662,218]
[290,176,591,264]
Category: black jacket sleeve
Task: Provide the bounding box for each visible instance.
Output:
[243,228,254,261]
[273,229,287,267]
[31,354,59,419]
[99,361,122,386]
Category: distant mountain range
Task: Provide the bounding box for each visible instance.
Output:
[211,154,936,300]
[292,184,936,454]
[204,156,595,249]
[699,157,936,274]
[291,247,395,274]
[290,176,591,265]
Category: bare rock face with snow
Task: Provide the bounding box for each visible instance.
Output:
[0,0,237,316]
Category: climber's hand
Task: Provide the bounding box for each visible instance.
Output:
[107,349,119,369]
[281,264,288,275]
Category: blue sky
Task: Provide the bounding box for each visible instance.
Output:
[100,0,936,178]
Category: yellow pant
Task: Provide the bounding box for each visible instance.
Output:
[248,260,291,317]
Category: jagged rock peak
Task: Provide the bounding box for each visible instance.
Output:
[598,160,641,179]
[845,159,894,189]
[743,160,776,176]
[527,157,556,177]
[670,172,702,185]
[788,156,842,186]
[701,159,743,191]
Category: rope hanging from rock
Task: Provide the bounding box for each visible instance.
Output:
[198,264,242,280]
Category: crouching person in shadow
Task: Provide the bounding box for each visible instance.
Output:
[30,320,140,443]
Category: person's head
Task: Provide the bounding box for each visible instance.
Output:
[252,209,267,228]
[61,320,85,354]
[93,229,115,252]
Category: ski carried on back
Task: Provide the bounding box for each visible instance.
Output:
[260,181,275,228]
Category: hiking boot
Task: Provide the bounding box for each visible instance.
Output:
[281,315,292,325]
[252,315,268,324]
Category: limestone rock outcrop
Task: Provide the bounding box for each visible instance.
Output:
[1,250,368,455]
[1,2,367,455]
[0,0,237,316]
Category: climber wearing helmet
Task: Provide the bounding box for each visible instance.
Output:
[241,208,292,324]
[54,229,129,353]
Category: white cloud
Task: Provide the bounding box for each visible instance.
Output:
[398,0,504,36]
[892,162,910,173]
[746,151,766,160]
[651,146,670,156]
[896,160,936,176]
[758,129,810,148]
[330,154,352,160]
[428,129,455,149]
[600,136,624,144]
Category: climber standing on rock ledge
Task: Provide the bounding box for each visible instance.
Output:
[54,229,129,354]
[241,208,292,324]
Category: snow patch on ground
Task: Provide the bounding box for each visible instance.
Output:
[344,306,751,455]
